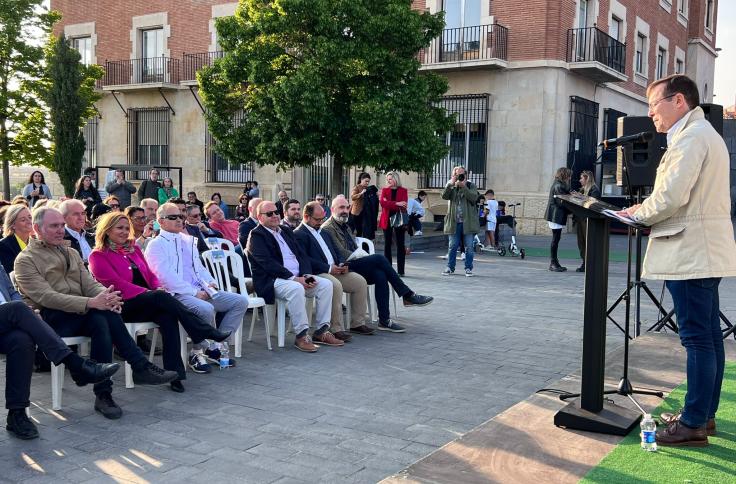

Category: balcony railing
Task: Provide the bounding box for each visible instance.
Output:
[566,27,626,75]
[99,56,181,87]
[419,23,508,65]
[182,51,224,81]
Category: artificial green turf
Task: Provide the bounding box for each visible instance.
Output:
[581,362,736,484]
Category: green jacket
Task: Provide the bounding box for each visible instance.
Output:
[441,181,480,234]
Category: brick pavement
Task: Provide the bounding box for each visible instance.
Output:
[1,234,734,483]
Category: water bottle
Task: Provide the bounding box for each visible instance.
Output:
[219,343,230,370]
[640,414,657,452]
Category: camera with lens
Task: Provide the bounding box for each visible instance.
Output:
[457,173,466,182]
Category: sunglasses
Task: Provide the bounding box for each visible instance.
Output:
[316,198,325,202]
[163,214,185,221]
[109,204,120,209]
[261,210,279,217]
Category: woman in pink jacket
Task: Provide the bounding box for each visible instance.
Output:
[89,212,231,393]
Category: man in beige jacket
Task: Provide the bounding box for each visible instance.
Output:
[623,75,736,447]
[14,207,177,420]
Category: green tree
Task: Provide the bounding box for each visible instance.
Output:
[199,0,454,194]
[44,34,103,196]
[0,0,59,200]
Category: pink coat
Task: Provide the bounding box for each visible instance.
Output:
[88,246,160,300]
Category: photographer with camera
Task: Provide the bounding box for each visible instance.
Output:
[441,166,480,277]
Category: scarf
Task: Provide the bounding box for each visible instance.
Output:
[107,240,135,254]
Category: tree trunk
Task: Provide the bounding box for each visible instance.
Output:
[0,122,10,201]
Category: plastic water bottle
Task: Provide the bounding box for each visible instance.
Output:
[640,414,657,452]
[219,343,230,370]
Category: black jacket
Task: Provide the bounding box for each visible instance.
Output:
[293,223,342,275]
[185,224,224,254]
[0,234,22,274]
[544,179,571,226]
[63,228,95,261]
[238,218,258,249]
[246,224,312,304]
[275,200,285,219]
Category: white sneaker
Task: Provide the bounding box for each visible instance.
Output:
[460,252,466,260]
[441,268,454,276]
[465,269,474,277]
[414,231,423,236]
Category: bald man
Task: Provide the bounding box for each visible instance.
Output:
[239,197,262,249]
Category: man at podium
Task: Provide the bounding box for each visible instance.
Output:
[621,75,736,447]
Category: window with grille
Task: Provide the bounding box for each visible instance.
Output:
[204,111,255,183]
[127,108,170,177]
[81,116,98,168]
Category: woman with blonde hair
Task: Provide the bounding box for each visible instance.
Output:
[89,212,231,393]
[0,205,33,273]
[544,167,572,272]
[378,171,409,275]
[574,170,601,272]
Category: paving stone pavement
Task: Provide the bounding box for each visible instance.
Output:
[1,233,734,483]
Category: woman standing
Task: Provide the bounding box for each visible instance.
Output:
[88,212,231,393]
[378,172,408,276]
[574,170,602,272]
[22,171,52,208]
[73,175,101,217]
[544,167,572,272]
[157,177,179,205]
[350,173,379,239]
[0,205,32,274]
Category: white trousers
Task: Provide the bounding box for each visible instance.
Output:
[273,276,331,335]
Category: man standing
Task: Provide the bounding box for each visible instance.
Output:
[246,201,342,351]
[105,169,136,209]
[14,207,177,419]
[441,166,479,277]
[137,168,161,203]
[622,75,736,447]
[274,191,289,219]
[60,199,95,263]
[322,196,433,333]
[295,201,373,340]
[282,199,302,229]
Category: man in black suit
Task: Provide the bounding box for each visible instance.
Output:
[60,199,95,262]
[238,197,261,249]
[321,195,433,333]
[294,202,373,340]
[0,264,119,439]
[246,201,343,352]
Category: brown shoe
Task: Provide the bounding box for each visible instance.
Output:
[656,420,708,447]
[333,331,353,343]
[660,411,716,436]
[294,335,318,353]
[349,325,376,335]
[312,331,344,347]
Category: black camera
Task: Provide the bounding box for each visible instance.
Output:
[457,173,466,182]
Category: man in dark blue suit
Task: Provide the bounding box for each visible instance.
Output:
[246,201,344,352]
[238,197,261,249]
[0,264,119,439]
[294,202,373,340]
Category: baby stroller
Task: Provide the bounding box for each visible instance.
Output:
[494,203,525,258]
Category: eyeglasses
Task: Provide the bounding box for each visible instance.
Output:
[261,210,279,217]
[163,215,185,221]
[315,198,325,202]
[648,93,676,110]
[109,204,120,209]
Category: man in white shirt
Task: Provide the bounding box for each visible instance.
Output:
[60,199,94,262]
[146,203,249,373]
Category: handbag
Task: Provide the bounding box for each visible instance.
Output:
[390,211,408,228]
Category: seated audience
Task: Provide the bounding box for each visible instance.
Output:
[282,199,302,229]
[246,200,341,352]
[125,206,155,249]
[235,194,249,222]
[105,169,136,209]
[14,207,177,420]
[204,201,240,246]
[11,195,29,207]
[295,202,373,340]
[0,205,32,274]
[140,198,159,224]
[210,192,228,217]
[238,197,261,249]
[60,199,95,262]
[187,191,205,214]
[103,195,121,212]
[89,212,232,393]
[321,196,433,333]
[185,203,223,253]
[90,203,112,226]
[315,194,331,218]
[146,203,249,372]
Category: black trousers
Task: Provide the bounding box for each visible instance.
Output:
[351,213,364,237]
[383,226,406,274]
[121,290,216,380]
[575,218,587,263]
[349,254,411,322]
[0,302,74,409]
[42,308,148,396]
[550,228,563,262]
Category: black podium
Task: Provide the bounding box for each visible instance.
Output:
[552,194,642,435]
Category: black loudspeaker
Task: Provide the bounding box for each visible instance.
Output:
[616,116,667,189]
[700,103,724,136]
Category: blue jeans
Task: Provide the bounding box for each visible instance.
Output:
[447,222,474,271]
[665,278,723,428]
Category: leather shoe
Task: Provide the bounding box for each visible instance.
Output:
[333,331,353,342]
[350,325,375,335]
[575,265,585,272]
[403,293,433,307]
[294,335,318,352]
[660,411,716,436]
[208,329,232,343]
[549,261,567,272]
[313,331,344,347]
[132,363,178,385]
[6,409,39,440]
[94,393,123,420]
[170,380,185,393]
[656,420,708,447]
[70,360,121,387]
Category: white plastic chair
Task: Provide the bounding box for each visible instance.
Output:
[51,336,91,411]
[355,237,398,321]
[206,237,235,252]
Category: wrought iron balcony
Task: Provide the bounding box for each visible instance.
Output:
[98,56,181,89]
[182,51,224,82]
[566,27,627,83]
[419,23,508,69]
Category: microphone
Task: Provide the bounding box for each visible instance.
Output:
[599,131,654,149]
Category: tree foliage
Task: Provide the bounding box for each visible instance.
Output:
[199,0,454,178]
[44,34,103,196]
[0,0,59,199]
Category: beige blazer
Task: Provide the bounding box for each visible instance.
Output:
[635,107,736,280]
